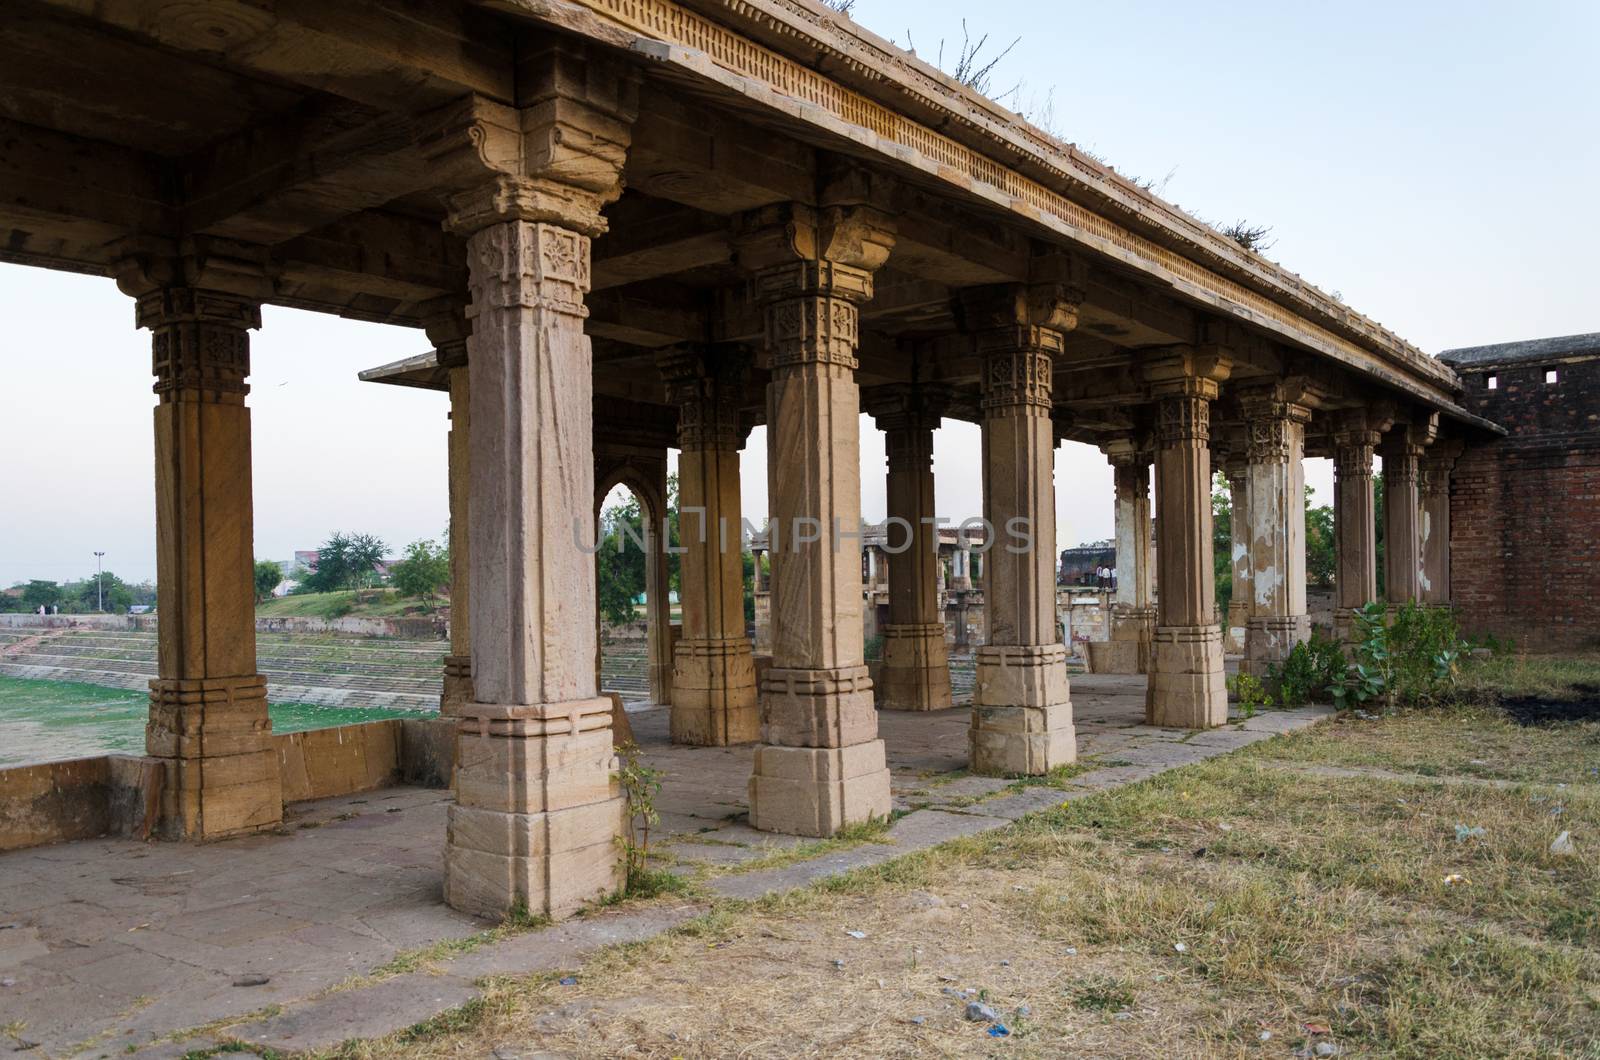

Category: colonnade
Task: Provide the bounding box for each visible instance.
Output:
[119,56,1459,923]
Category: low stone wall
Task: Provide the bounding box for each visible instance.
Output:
[254,615,448,639]
[0,718,458,852]
[0,613,156,632]
[0,755,161,852]
[2,614,448,640]
[274,718,458,802]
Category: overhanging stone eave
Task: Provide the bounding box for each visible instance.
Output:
[502,0,1443,387]
[358,350,447,391]
[615,42,1464,410]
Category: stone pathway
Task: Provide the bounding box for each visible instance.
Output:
[0,676,1331,1056]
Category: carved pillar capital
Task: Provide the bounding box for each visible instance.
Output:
[415,46,639,237]
[1138,347,1232,448]
[134,288,260,401]
[1237,389,1312,464]
[1101,436,1153,470]
[737,203,895,372]
[1420,438,1464,498]
[958,283,1081,413]
[423,298,472,369]
[657,345,747,452]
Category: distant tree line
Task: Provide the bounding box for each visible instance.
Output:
[0,571,154,614]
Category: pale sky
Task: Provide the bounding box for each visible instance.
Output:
[2,0,1595,587]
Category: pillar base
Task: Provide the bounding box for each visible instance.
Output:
[747,741,891,837]
[878,623,952,711]
[1106,605,1156,673]
[1224,602,1250,654]
[758,665,877,747]
[441,655,474,712]
[749,666,888,836]
[444,696,624,920]
[147,676,282,841]
[1146,626,1227,729]
[1242,615,1311,674]
[670,638,759,746]
[969,644,1076,775]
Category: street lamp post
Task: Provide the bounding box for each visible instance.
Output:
[94,551,106,612]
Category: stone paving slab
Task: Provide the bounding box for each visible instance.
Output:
[231,974,482,1054]
[0,681,1333,1055]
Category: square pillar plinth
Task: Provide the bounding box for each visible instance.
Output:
[148,676,282,840]
[748,666,891,835]
[878,623,952,711]
[1245,615,1311,673]
[444,697,625,921]
[670,637,759,745]
[1146,626,1227,729]
[748,741,891,838]
[970,644,1076,775]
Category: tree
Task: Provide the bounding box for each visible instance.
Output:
[389,538,450,604]
[1212,473,1233,618]
[301,531,389,592]
[347,533,388,588]
[1306,494,1336,589]
[595,476,682,630]
[254,560,282,602]
[19,580,62,613]
[76,570,132,613]
[597,492,649,628]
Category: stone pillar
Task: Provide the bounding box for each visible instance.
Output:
[125,276,282,841]
[432,316,474,711]
[871,389,952,711]
[752,546,771,653]
[1381,425,1426,605]
[739,202,894,835]
[419,62,637,918]
[1239,387,1313,673]
[1332,418,1381,639]
[963,283,1081,774]
[658,346,758,745]
[1141,348,1232,728]
[1419,440,1461,606]
[1104,439,1156,673]
[1223,457,1250,654]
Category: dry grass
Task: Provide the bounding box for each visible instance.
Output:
[330,702,1600,1060]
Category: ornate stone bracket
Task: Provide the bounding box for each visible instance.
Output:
[414,44,640,237]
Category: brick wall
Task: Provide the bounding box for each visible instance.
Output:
[1450,354,1600,650]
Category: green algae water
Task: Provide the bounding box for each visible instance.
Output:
[0,675,432,767]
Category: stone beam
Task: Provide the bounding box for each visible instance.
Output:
[182,102,426,245]
[29,0,515,113]
[592,202,731,290]
[0,119,173,237]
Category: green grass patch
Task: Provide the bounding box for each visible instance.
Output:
[0,675,433,766]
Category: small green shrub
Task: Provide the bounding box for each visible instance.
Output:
[614,741,668,896]
[1331,602,1470,711]
[1229,671,1271,718]
[1270,634,1349,707]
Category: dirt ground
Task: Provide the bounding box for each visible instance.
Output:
[335,698,1600,1060]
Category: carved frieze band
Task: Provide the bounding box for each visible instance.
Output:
[136,288,260,400]
[884,424,935,474]
[1239,399,1311,463]
[764,294,860,370]
[980,347,1054,412]
[1333,429,1380,481]
[466,221,591,316]
[1156,393,1211,447]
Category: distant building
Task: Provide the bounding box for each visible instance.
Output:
[1059,542,1116,586]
